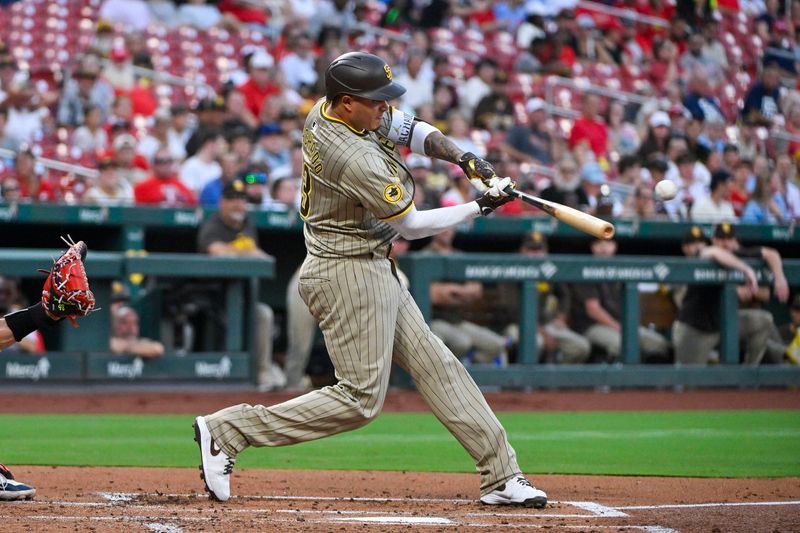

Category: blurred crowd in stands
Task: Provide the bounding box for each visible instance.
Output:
[0,0,797,225]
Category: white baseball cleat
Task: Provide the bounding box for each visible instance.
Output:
[480,475,547,508]
[193,416,236,501]
[0,473,36,501]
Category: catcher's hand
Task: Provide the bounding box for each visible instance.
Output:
[458,152,516,193]
[39,236,96,327]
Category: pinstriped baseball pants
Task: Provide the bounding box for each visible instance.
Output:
[205,254,521,494]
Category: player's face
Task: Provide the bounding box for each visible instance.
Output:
[712,236,737,252]
[520,246,546,257]
[221,197,248,224]
[350,96,389,131]
[681,241,703,257]
[590,239,617,257]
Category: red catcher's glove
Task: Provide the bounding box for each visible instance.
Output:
[39,237,96,327]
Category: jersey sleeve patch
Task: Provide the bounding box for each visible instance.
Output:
[383,183,403,203]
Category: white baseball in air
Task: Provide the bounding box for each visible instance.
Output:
[655,179,678,200]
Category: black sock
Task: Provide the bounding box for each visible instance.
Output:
[4,303,59,342]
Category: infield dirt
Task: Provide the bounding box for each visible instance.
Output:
[1,389,798,532]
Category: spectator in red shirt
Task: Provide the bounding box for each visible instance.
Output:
[236,52,280,120]
[568,93,609,160]
[11,149,56,202]
[649,39,679,92]
[218,0,268,25]
[786,104,800,161]
[730,159,752,217]
[134,148,196,206]
[465,0,496,31]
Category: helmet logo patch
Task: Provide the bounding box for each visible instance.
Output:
[384,64,392,80]
[383,183,402,203]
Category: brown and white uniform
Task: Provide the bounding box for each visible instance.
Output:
[204,99,521,494]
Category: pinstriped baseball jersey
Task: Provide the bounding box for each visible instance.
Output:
[202,96,524,498]
[300,98,414,258]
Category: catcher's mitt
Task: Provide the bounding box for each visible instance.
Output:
[39,236,96,327]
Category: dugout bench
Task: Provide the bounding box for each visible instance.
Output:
[0,250,274,382]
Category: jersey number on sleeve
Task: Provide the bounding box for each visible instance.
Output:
[300,163,313,219]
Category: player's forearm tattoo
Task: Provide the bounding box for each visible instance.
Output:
[424,131,463,164]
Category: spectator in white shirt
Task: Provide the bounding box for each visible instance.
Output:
[57,64,114,127]
[679,33,722,85]
[99,0,152,32]
[72,105,109,154]
[177,0,239,30]
[774,154,800,220]
[179,128,224,194]
[111,133,149,185]
[103,45,135,92]
[83,158,134,206]
[279,32,318,94]
[138,108,179,163]
[167,105,192,162]
[701,20,728,74]
[290,0,323,22]
[691,170,738,223]
[4,79,49,146]
[459,58,497,121]
[445,110,485,158]
[395,49,434,113]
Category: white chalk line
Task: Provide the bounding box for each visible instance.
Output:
[18,515,678,531]
[145,523,183,533]
[331,516,454,525]
[460,526,678,532]
[569,501,629,517]
[618,500,800,510]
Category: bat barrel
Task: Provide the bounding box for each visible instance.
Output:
[598,222,615,240]
[506,187,615,240]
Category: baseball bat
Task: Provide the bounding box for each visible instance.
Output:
[506,188,615,240]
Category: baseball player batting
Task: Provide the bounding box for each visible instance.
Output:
[193,51,548,508]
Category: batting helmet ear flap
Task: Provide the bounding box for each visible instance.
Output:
[325,52,406,102]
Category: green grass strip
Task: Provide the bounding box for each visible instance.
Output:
[1,410,798,477]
